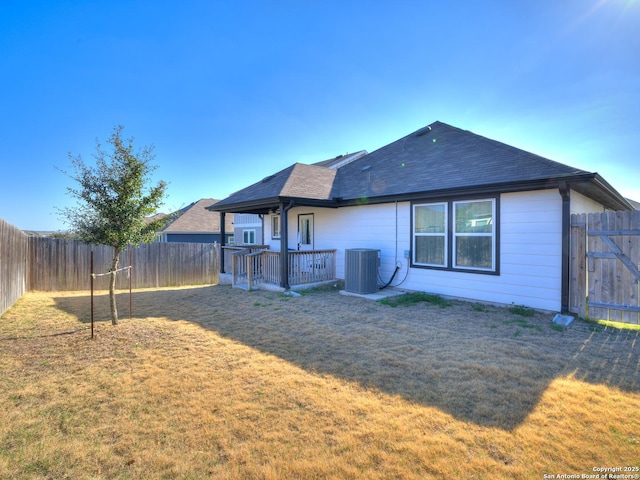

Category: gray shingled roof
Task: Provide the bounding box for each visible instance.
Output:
[163,198,233,233]
[627,198,640,210]
[214,163,336,208]
[331,121,589,200]
[210,121,631,212]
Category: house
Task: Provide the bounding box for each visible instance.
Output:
[159,198,234,243]
[627,198,640,210]
[229,151,368,246]
[232,213,263,245]
[208,121,633,312]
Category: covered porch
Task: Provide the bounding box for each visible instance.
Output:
[222,245,337,291]
[206,161,347,291]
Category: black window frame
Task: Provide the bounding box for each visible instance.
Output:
[410,195,500,275]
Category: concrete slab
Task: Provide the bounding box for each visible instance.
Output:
[552,313,575,327]
[339,287,408,301]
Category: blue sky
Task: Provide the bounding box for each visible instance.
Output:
[1,0,638,231]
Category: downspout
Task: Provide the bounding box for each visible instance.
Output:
[559,182,570,313]
[279,200,295,289]
[220,212,226,274]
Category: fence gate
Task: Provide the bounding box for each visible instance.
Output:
[570,211,640,324]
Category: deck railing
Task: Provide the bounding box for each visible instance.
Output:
[287,250,337,286]
[223,245,270,285]
[241,249,337,290]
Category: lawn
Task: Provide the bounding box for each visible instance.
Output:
[1,285,638,479]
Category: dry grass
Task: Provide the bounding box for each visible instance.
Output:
[1,285,638,479]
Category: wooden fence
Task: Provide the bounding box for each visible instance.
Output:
[1,213,222,317]
[0,218,29,317]
[28,238,219,291]
[570,211,640,324]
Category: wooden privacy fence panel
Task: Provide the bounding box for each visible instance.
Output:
[28,238,219,291]
[570,211,640,324]
[0,218,29,317]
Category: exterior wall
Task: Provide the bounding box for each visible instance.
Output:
[403,189,565,311]
[233,214,263,245]
[265,188,610,311]
[570,190,605,215]
[265,203,410,281]
[267,189,579,311]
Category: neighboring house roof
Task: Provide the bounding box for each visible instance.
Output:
[210,121,632,213]
[145,212,168,224]
[627,198,640,210]
[163,198,233,233]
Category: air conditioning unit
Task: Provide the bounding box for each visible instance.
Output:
[344,249,379,294]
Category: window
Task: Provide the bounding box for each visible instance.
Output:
[413,203,447,267]
[243,229,256,244]
[453,200,495,271]
[272,215,280,239]
[412,197,497,273]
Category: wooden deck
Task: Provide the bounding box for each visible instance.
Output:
[223,246,337,290]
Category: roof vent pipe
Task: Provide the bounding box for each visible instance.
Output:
[415,125,432,136]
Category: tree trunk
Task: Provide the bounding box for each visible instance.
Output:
[110,249,120,325]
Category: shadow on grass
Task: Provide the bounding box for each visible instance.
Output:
[53,286,640,431]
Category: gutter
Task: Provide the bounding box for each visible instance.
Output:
[559,182,570,314]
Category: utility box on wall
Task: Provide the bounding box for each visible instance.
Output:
[344,248,379,294]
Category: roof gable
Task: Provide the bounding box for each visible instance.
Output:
[210,121,631,212]
[212,163,336,210]
[281,163,336,199]
[331,121,589,200]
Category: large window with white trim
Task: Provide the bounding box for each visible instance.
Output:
[242,229,256,244]
[412,197,497,273]
[413,202,447,267]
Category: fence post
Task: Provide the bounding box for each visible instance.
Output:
[129,248,132,320]
[569,214,587,317]
[90,250,94,339]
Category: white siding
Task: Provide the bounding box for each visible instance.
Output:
[269,189,609,311]
[389,190,565,311]
[570,190,605,214]
[234,214,262,226]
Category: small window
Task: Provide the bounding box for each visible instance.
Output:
[243,229,256,244]
[272,215,280,239]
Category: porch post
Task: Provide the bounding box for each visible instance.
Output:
[220,212,226,274]
[280,201,293,289]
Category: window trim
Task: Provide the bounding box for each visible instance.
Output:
[242,229,256,245]
[411,195,499,275]
[452,199,496,272]
[412,202,448,268]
